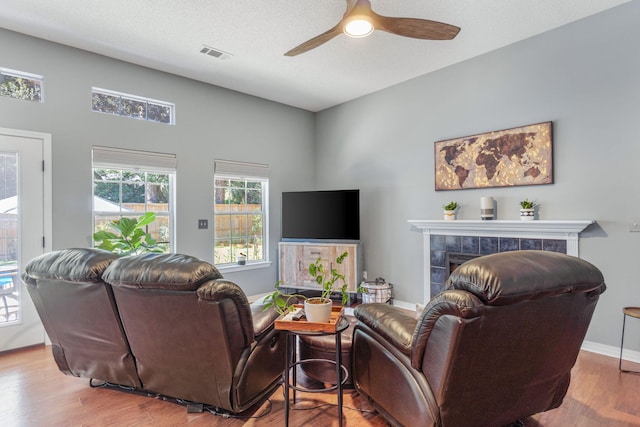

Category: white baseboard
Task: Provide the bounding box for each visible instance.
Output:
[581,340,640,364]
[393,299,640,365]
[391,299,417,311]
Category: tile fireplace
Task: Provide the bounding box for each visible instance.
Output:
[408,220,594,302]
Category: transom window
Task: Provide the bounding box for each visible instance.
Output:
[214,160,269,267]
[91,87,175,125]
[92,146,176,252]
[0,67,43,102]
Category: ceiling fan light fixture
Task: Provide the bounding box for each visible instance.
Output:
[343,16,374,38]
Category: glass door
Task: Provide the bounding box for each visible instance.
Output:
[0,130,47,351]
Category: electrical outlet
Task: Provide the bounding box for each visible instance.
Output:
[198,219,208,229]
[630,218,640,232]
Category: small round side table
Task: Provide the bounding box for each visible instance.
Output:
[283,316,350,427]
[619,306,640,373]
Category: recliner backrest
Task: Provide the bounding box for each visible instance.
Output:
[21,248,142,388]
[414,250,606,427]
[101,252,278,411]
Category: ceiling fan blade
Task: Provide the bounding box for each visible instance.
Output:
[284,24,343,56]
[374,14,460,40]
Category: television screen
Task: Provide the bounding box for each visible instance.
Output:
[282,190,360,240]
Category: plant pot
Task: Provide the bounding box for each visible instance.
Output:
[237,256,246,265]
[520,208,535,220]
[304,297,332,323]
[443,209,456,221]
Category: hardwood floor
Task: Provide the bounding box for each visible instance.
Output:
[0,345,638,426]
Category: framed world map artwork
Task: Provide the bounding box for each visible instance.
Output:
[434,121,553,191]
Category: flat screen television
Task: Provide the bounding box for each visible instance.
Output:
[282,190,360,240]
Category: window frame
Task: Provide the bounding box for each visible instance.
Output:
[0,67,44,102]
[92,147,176,253]
[214,160,270,272]
[91,87,175,125]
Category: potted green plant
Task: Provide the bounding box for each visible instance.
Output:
[263,251,352,323]
[443,201,458,221]
[519,199,538,221]
[93,212,163,255]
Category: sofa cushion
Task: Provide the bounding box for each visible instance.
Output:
[102,253,222,291]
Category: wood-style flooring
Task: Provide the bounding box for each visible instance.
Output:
[0,345,639,426]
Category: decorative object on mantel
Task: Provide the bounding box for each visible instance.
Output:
[519,199,538,221]
[443,201,458,221]
[434,121,553,190]
[480,197,494,220]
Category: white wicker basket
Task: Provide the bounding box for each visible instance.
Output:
[361,281,393,304]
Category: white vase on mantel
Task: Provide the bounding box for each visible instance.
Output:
[519,208,535,220]
[443,210,456,221]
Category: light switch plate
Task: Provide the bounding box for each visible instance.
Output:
[198,219,208,229]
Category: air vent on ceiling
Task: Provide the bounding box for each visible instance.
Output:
[200,45,232,60]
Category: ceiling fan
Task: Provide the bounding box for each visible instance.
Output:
[285,0,460,56]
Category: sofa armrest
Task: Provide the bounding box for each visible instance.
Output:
[250,299,280,338]
[354,303,417,356]
[197,279,255,341]
[411,290,484,370]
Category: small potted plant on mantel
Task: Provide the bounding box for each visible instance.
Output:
[443,201,458,221]
[264,251,351,323]
[519,199,538,221]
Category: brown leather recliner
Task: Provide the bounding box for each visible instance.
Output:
[21,248,142,388]
[352,250,606,427]
[101,253,286,413]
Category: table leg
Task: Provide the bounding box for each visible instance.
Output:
[336,331,343,427]
[284,332,290,427]
[292,334,297,404]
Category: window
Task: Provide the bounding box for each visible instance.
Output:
[92,146,176,252]
[91,87,174,124]
[214,160,269,267]
[0,67,43,102]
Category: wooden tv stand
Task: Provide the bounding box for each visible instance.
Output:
[278,242,362,294]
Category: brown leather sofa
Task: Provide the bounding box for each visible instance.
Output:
[22,249,286,414]
[21,248,142,388]
[352,250,606,427]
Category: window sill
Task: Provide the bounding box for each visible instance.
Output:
[217,261,272,274]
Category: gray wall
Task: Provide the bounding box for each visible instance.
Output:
[0,29,316,296]
[315,2,640,350]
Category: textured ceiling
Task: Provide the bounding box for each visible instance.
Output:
[0,0,630,111]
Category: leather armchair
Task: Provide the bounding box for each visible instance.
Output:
[101,253,286,413]
[21,248,142,388]
[352,250,606,427]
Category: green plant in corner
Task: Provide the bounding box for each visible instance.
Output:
[93,212,163,255]
[443,201,458,211]
[519,199,538,209]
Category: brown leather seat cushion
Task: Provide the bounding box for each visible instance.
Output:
[298,315,357,386]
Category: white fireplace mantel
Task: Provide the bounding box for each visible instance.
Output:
[408,220,594,242]
[408,219,595,303]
